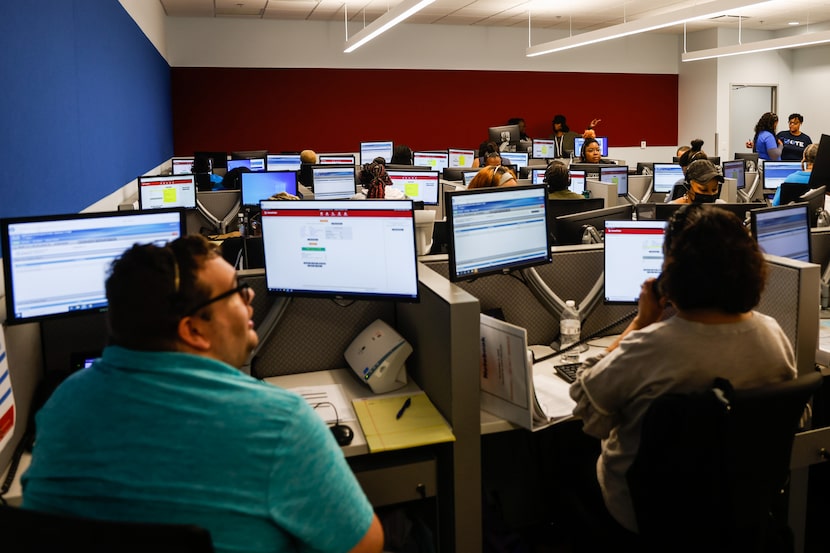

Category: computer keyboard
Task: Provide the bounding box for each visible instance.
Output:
[553,362,582,384]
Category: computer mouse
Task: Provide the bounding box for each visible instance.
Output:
[330,424,354,446]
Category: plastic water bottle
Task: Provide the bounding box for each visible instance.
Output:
[560,300,581,362]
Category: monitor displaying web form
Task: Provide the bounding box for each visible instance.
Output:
[259,199,419,301]
[1,209,186,324]
[722,159,746,190]
[603,219,667,304]
[652,163,684,194]
[599,165,629,197]
[138,175,197,210]
[267,154,302,172]
[462,171,480,187]
[531,169,546,185]
[574,136,609,157]
[227,158,266,172]
[318,154,356,165]
[311,165,357,200]
[386,170,440,205]
[241,171,299,206]
[171,157,194,175]
[762,161,802,191]
[532,139,556,159]
[500,151,529,168]
[569,170,587,195]
[750,203,811,262]
[412,151,449,170]
[446,185,551,282]
[360,141,394,164]
[448,148,475,168]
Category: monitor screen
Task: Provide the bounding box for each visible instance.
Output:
[554,204,634,246]
[569,170,587,195]
[722,159,746,190]
[808,133,830,190]
[266,154,302,172]
[241,171,299,206]
[532,139,556,159]
[1,209,186,324]
[488,125,521,147]
[652,163,684,194]
[531,169,546,185]
[171,157,194,175]
[448,148,475,168]
[499,151,529,168]
[750,203,811,262]
[227,158,266,172]
[259,199,419,301]
[318,154,356,165]
[573,136,609,157]
[462,171,480,187]
[547,197,605,245]
[761,161,801,190]
[360,141,394,165]
[412,151,449,170]
[386,170,440,205]
[603,220,667,303]
[310,165,356,200]
[446,185,551,282]
[194,151,228,171]
[138,175,197,210]
[634,203,685,221]
[599,165,629,197]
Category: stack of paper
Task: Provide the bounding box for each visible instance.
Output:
[352,392,455,453]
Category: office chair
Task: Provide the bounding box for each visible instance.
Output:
[0,504,214,553]
[627,371,822,553]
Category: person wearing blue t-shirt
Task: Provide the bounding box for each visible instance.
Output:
[751,112,782,161]
[22,235,384,553]
[771,143,819,206]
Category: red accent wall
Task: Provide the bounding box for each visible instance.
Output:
[171,68,677,156]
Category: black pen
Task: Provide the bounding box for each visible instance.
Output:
[396,397,412,420]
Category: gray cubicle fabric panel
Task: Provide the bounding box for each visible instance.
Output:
[757,263,799,350]
[811,229,830,275]
[252,298,395,378]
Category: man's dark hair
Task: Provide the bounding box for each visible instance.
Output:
[106,235,219,350]
[788,113,804,123]
[544,161,570,192]
[662,205,766,313]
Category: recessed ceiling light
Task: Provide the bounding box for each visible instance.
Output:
[788,21,800,25]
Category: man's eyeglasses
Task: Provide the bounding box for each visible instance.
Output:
[185,281,252,316]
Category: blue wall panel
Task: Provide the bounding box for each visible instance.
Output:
[0,0,172,223]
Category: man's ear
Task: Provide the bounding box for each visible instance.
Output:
[177,316,211,351]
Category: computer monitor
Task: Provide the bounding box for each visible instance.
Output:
[227,158,266,172]
[603,220,667,303]
[500,151,529,168]
[567,163,604,180]
[310,165,357,200]
[1,209,186,324]
[138,174,197,210]
[171,157,194,175]
[360,141,393,164]
[446,185,551,282]
[735,152,760,173]
[442,167,469,181]
[762,161,801,191]
[569,170,587,195]
[652,163,684,194]
[231,150,268,160]
[532,139,556,159]
[259,199,419,301]
[547,197,605,245]
[193,151,228,171]
[634,203,684,221]
[599,165,629,197]
[531,169,546,185]
[778,183,811,206]
[799,185,826,227]
[448,148,475,168]
[240,171,299,207]
[462,170,480,187]
[636,162,655,176]
[386,170,440,205]
[266,154,302,172]
[318,154,356,165]
[412,151,449,170]
[750,203,811,262]
[722,159,746,190]
[573,136,609,157]
[808,134,830,190]
[488,124,521,149]
[554,204,634,246]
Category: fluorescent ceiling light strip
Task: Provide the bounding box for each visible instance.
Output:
[344,0,437,53]
[681,29,830,61]
[526,0,772,57]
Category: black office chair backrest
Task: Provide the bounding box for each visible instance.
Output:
[627,371,822,553]
[0,504,214,553]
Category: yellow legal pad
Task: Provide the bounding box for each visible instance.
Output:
[352,392,456,453]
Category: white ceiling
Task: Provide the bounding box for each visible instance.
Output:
[158,0,830,34]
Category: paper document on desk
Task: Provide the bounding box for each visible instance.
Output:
[352,392,455,453]
[290,384,356,424]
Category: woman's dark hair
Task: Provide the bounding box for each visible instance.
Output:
[552,114,569,133]
[106,235,219,350]
[752,112,779,151]
[220,166,251,190]
[579,137,600,162]
[390,144,412,165]
[678,139,707,168]
[478,141,499,158]
[661,205,766,313]
[544,161,570,191]
[358,160,392,198]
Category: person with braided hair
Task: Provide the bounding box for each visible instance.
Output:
[352,157,406,200]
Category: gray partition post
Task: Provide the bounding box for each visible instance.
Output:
[397,264,482,553]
